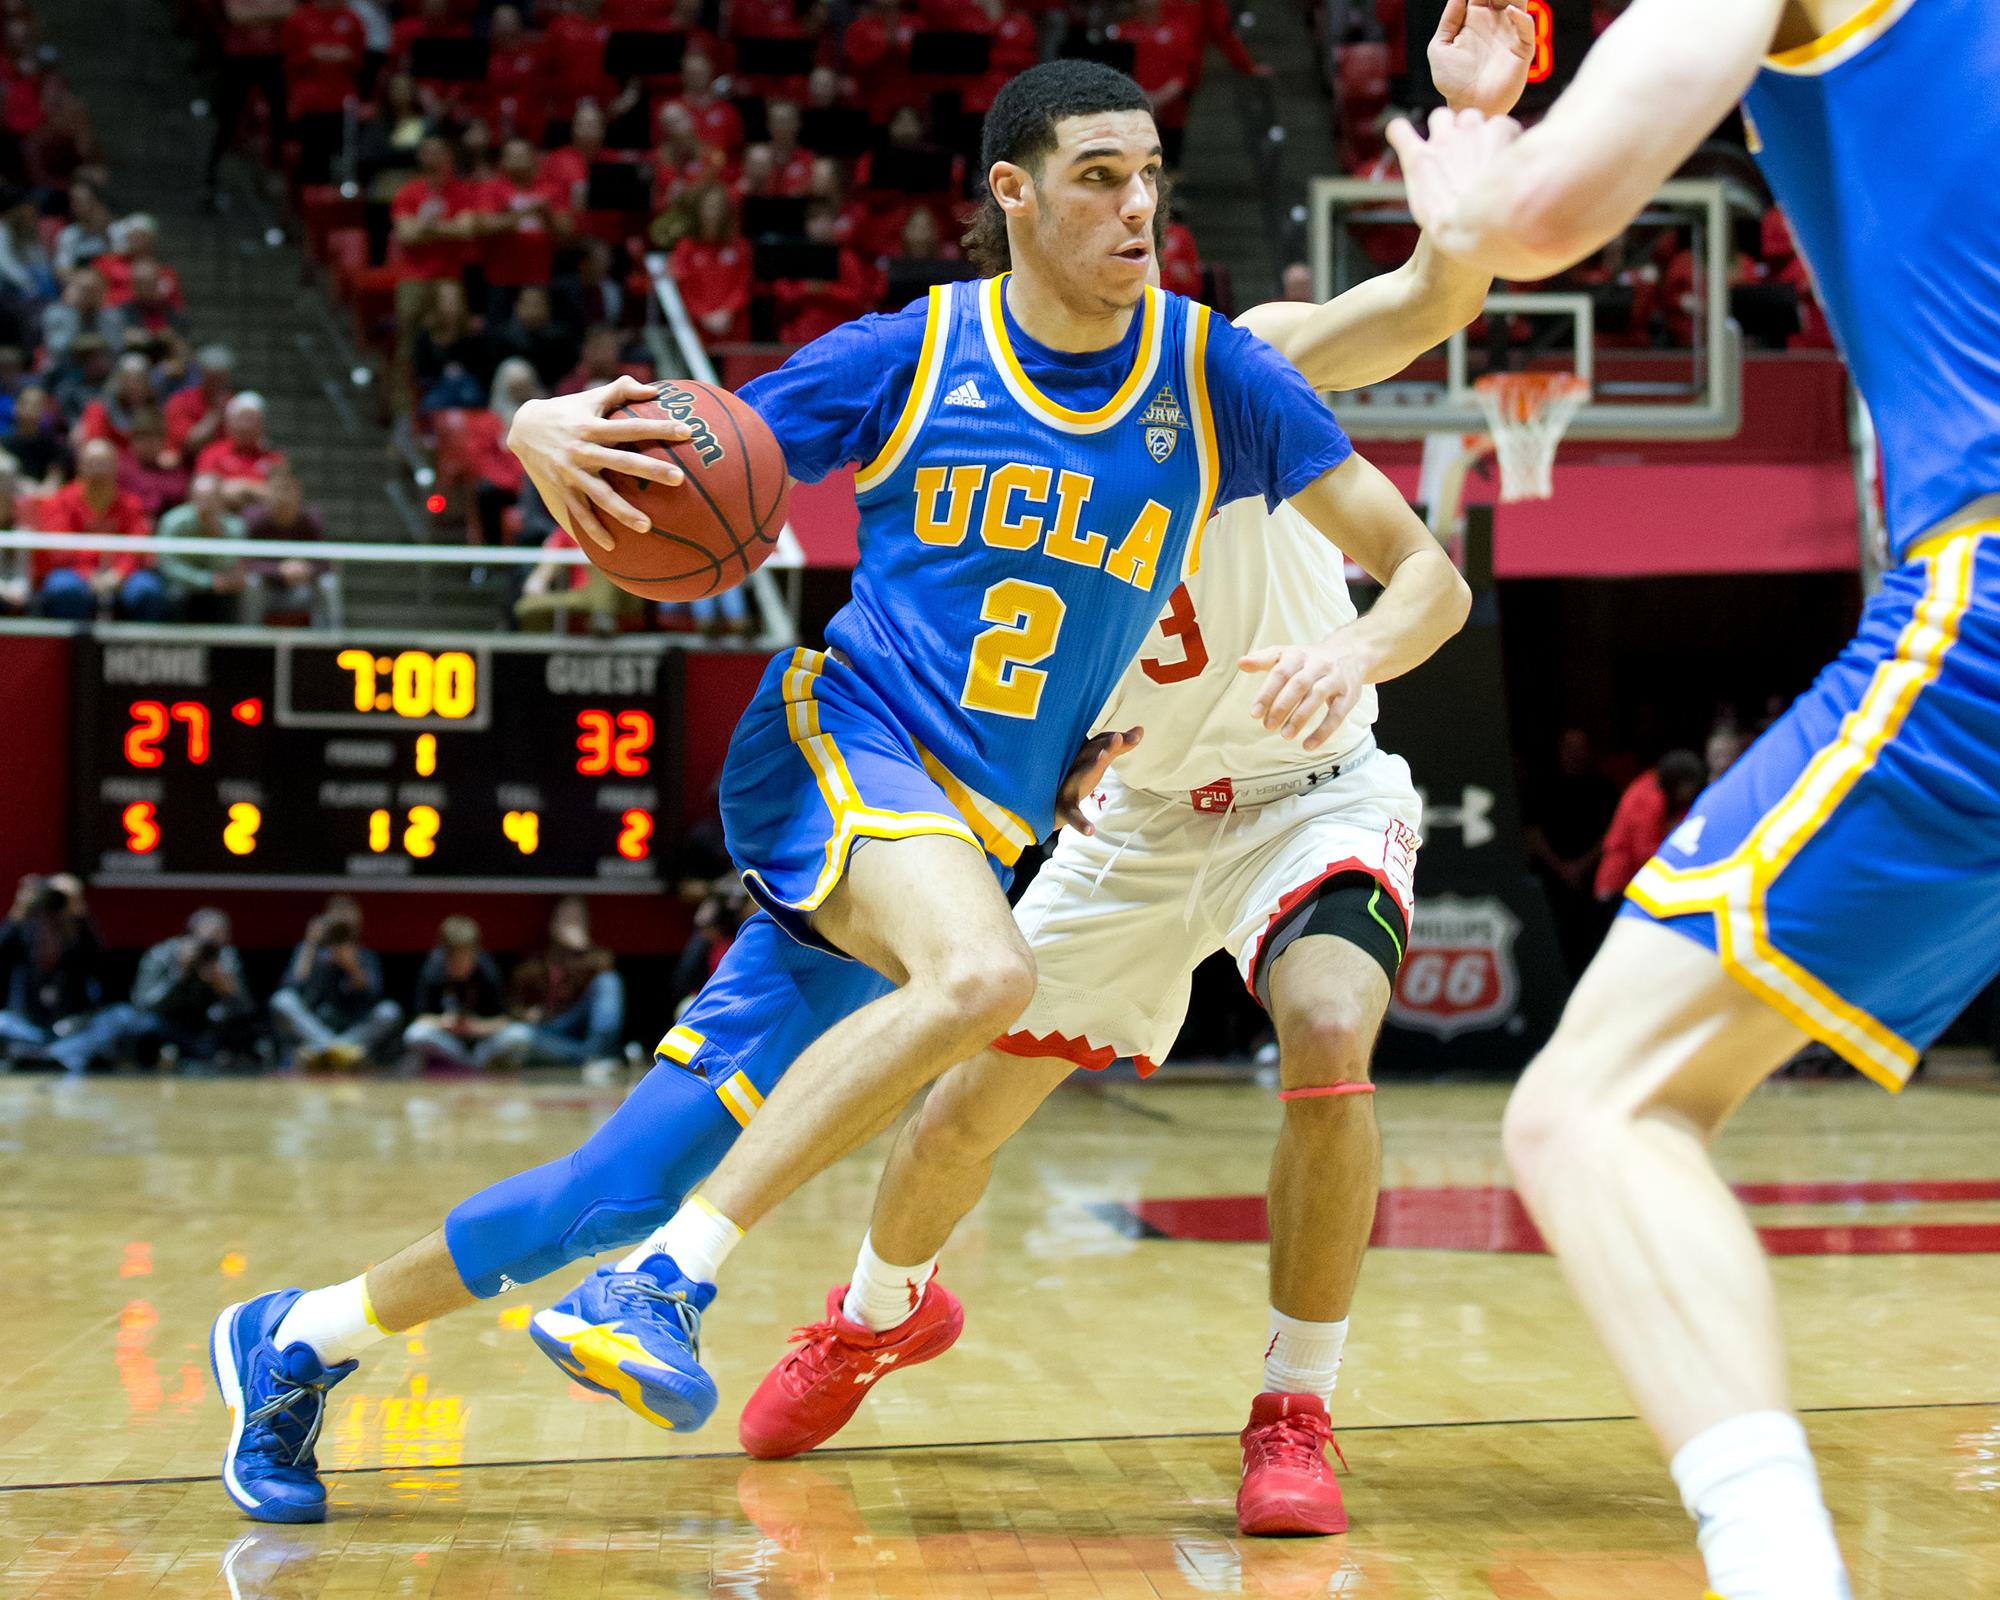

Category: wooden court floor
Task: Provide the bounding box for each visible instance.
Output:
[5,1067,2000,1598]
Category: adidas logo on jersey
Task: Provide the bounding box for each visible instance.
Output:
[943,379,986,408]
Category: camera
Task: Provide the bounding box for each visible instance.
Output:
[320,915,360,948]
[34,884,70,919]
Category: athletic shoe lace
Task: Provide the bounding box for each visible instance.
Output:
[243,1378,331,1469]
[777,1317,861,1395]
[605,1274,704,1358]
[1247,1412,1345,1478]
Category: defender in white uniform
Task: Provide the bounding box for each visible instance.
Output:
[740,0,1536,1541]
[1009,497,1421,1077]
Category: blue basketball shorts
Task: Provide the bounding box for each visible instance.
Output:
[444,912,891,1296]
[720,647,1029,952]
[1623,524,2000,1088]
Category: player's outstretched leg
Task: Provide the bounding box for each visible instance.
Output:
[738,1045,1071,1458]
[545,833,1035,1434]
[1502,917,1849,1600]
[210,1040,745,1518]
[1238,931,1392,1537]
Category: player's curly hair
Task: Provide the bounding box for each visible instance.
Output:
[963,59,1158,276]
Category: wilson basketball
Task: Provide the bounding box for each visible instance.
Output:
[592,381,789,602]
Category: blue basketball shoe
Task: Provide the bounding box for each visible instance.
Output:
[528,1253,719,1430]
[210,1289,356,1523]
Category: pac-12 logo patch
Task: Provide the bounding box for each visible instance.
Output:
[1388,894,1520,1039]
[1139,382,1186,464]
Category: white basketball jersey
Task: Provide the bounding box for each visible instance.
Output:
[1093,498,1378,795]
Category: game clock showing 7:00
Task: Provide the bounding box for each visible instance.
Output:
[72,636,682,890]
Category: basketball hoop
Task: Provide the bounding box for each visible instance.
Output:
[1474,373,1590,502]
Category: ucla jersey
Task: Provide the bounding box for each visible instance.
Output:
[1744,0,2000,555]
[825,274,1220,844]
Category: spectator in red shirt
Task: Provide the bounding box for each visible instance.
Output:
[165,345,236,459]
[964,0,1039,116]
[649,102,718,216]
[34,437,163,620]
[1170,0,1271,91]
[1114,0,1202,166]
[281,0,366,182]
[96,216,184,311]
[1159,217,1202,299]
[669,185,751,342]
[207,0,293,191]
[122,262,186,340]
[480,5,547,143]
[478,137,570,316]
[196,392,288,510]
[73,353,157,454]
[390,135,478,415]
[116,409,192,521]
[806,156,867,248]
[539,100,611,214]
[753,100,816,196]
[659,49,744,160]
[843,0,912,124]
[544,0,615,110]
[1594,748,1706,902]
[773,199,880,343]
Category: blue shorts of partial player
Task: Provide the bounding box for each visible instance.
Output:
[1621,521,2000,1089]
[720,646,1035,953]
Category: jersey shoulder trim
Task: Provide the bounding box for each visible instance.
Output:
[1179,301,1221,580]
[1765,0,1916,75]
[854,283,953,494]
[978,273,1164,434]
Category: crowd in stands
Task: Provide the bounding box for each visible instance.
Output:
[189,2,1245,471]
[0,2,338,620]
[0,879,652,1077]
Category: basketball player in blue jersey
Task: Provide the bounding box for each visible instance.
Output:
[204,59,1474,1525]
[1388,3,2000,1597]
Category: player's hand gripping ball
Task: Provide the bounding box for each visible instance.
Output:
[590,380,790,601]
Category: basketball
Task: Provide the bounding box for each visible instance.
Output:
[591,381,789,602]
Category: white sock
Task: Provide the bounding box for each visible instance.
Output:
[1261,1308,1348,1402]
[1671,1412,1851,1600]
[617,1194,743,1284]
[271,1274,390,1367]
[841,1231,936,1332]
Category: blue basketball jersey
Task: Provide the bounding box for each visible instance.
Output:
[824,276,1221,839]
[1744,0,2000,557]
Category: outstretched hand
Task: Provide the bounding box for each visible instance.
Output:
[1428,0,1537,119]
[1240,637,1368,752]
[508,375,694,553]
[1385,106,1526,263]
[1056,726,1143,834]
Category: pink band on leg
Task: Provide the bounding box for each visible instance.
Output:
[1276,1083,1377,1101]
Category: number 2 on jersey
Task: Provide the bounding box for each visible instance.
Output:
[962,579,1067,719]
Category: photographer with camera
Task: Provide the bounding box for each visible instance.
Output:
[0,873,106,1066]
[270,895,404,1071]
[133,908,261,1069]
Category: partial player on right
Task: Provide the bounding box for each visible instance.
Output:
[1387,2,2000,1597]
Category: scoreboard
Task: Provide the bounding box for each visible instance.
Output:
[1406,0,1591,116]
[71,633,684,891]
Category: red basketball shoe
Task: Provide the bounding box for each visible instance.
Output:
[738,1280,964,1459]
[1236,1392,1349,1536]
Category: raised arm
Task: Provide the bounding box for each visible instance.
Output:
[1237,0,1534,391]
[1387,0,1789,280]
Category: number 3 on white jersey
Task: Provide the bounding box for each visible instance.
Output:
[962,579,1067,718]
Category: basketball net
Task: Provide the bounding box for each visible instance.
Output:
[1473,372,1590,502]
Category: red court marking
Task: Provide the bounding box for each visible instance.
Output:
[1122,1185,2000,1256]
